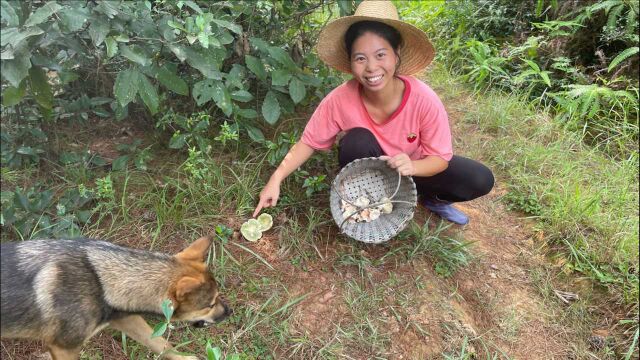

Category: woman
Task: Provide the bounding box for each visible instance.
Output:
[253,0,494,225]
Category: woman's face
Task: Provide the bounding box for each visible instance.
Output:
[350,31,399,93]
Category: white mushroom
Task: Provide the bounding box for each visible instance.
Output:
[378,197,393,214]
[369,208,381,221]
[354,195,370,208]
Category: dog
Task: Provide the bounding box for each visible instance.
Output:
[1,236,231,360]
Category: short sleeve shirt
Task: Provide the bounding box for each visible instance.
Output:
[301,75,452,161]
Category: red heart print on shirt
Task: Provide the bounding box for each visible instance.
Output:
[407,132,417,143]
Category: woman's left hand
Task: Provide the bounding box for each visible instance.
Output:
[380,153,415,176]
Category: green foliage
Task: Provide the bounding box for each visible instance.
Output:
[397,0,639,156]
[1,184,94,239]
[264,131,298,166]
[151,299,175,338]
[206,341,241,360]
[301,174,328,197]
[461,40,508,90]
[0,0,339,168]
[503,189,543,216]
[112,139,153,171]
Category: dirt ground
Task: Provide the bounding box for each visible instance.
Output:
[1,85,607,359]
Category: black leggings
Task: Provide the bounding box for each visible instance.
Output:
[338,128,494,203]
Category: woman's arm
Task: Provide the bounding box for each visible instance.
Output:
[253,141,316,217]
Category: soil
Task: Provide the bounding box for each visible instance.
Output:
[0,81,608,359]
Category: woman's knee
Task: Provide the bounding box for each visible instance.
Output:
[473,164,494,197]
[338,128,383,167]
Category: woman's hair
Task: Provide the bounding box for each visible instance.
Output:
[344,21,403,58]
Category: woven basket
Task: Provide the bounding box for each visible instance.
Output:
[330,157,417,244]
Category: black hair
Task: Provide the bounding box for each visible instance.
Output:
[344,21,402,58]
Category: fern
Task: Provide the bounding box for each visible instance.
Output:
[608,46,639,72]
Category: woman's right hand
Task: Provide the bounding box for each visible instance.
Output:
[253,177,281,217]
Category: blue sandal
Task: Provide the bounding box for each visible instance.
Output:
[422,198,469,225]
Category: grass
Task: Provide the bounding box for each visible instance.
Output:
[427,63,639,355]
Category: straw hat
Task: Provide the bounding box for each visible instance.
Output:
[316,0,435,75]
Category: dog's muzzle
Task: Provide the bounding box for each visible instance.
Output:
[191,302,232,328]
[192,320,210,328]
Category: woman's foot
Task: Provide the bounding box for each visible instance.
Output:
[421,198,469,225]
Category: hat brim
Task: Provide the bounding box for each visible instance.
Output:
[316,16,435,75]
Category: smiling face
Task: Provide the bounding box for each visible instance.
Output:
[350,31,399,93]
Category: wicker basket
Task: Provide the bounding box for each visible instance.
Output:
[330,157,417,243]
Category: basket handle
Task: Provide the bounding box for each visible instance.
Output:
[334,163,410,230]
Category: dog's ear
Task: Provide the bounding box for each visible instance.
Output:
[176,236,211,262]
[175,276,203,301]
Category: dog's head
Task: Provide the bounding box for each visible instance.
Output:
[170,236,231,328]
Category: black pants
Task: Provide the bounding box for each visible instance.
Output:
[338,128,494,203]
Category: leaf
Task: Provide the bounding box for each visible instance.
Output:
[2,80,26,107]
[1,1,19,26]
[24,1,63,27]
[169,44,188,62]
[261,90,280,125]
[288,77,306,104]
[245,55,267,81]
[28,66,53,110]
[155,65,188,95]
[184,47,222,79]
[540,71,551,87]
[0,52,31,87]
[120,44,151,67]
[192,79,232,116]
[271,69,291,86]
[0,27,44,48]
[59,5,90,32]
[236,108,257,119]
[105,37,118,58]
[608,46,639,72]
[192,79,214,105]
[522,59,541,72]
[95,1,118,18]
[114,69,139,107]
[169,133,187,149]
[112,155,129,171]
[183,0,203,14]
[137,74,159,114]
[211,83,233,116]
[268,46,297,69]
[150,322,167,338]
[198,31,209,48]
[89,17,109,46]
[161,299,174,320]
[249,37,270,53]
[230,90,253,102]
[244,124,264,142]
[212,19,242,34]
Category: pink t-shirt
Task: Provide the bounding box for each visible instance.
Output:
[301,75,453,161]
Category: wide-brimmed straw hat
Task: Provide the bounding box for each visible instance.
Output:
[316,0,435,75]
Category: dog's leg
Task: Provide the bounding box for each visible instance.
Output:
[47,345,81,360]
[109,315,198,360]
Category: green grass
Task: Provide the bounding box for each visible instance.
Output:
[428,62,639,354]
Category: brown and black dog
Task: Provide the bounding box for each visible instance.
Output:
[1,236,230,359]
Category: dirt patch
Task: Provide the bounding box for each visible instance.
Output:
[288,271,347,338]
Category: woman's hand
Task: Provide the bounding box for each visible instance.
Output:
[380,153,415,176]
[253,177,281,217]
